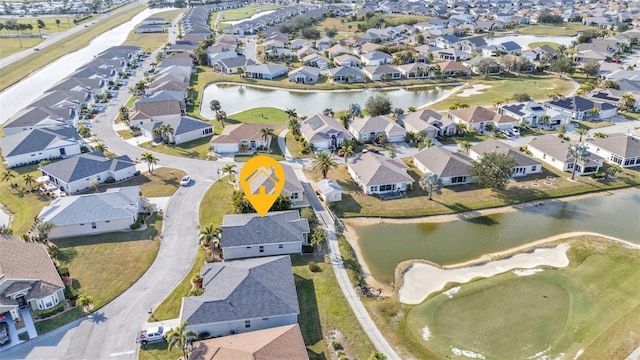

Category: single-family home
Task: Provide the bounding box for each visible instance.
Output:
[2,107,77,137]
[412,146,474,186]
[141,116,213,145]
[0,235,65,340]
[334,54,362,68]
[210,123,272,154]
[220,211,309,260]
[0,126,83,168]
[448,106,518,133]
[244,64,288,80]
[302,53,330,69]
[38,151,136,194]
[437,61,471,77]
[289,38,313,50]
[400,109,456,138]
[585,133,640,168]
[288,66,321,84]
[317,178,342,202]
[433,48,470,61]
[347,151,414,195]
[299,113,352,151]
[464,56,502,75]
[212,56,250,74]
[544,96,617,120]
[180,255,300,337]
[396,63,436,79]
[136,25,164,33]
[458,36,488,52]
[37,186,143,239]
[497,41,522,54]
[328,66,365,83]
[349,115,407,143]
[363,64,402,81]
[326,44,353,59]
[360,51,393,66]
[469,139,542,177]
[498,101,569,128]
[528,135,603,175]
[189,324,309,360]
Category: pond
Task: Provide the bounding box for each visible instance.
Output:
[200,84,448,118]
[353,190,640,284]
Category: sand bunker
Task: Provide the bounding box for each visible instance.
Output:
[399,244,570,304]
[456,84,492,97]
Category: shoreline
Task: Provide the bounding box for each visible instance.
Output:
[202,80,462,94]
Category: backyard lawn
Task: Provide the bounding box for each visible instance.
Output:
[78,167,186,197]
[140,137,215,161]
[512,22,593,36]
[121,8,184,52]
[217,4,283,22]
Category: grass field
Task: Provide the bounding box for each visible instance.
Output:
[0,16,77,33]
[400,237,640,359]
[316,15,430,40]
[528,41,561,50]
[0,37,45,59]
[140,137,215,161]
[513,22,593,36]
[218,4,283,22]
[0,163,49,235]
[121,8,184,52]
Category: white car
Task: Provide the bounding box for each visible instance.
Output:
[511,128,521,136]
[180,175,191,186]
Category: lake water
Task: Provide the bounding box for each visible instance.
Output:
[221,10,277,25]
[200,84,446,118]
[354,190,640,284]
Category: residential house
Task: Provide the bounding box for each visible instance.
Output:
[458,36,488,52]
[296,46,318,59]
[289,39,313,50]
[179,256,300,337]
[130,99,181,128]
[412,146,474,186]
[334,54,362,67]
[302,53,330,69]
[220,211,309,260]
[469,139,542,177]
[280,164,305,206]
[317,178,342,202]
[528,135,603,175]
[328,66,365,83]
[433,48,470,61]
[434,34,460,49]
[299,113,352,151]
[360,51,393,66]
[363,64,402,81]
[586,133,640,168]
[244,64,288,80]
[347,151,414,195]
[464,56,502,75]
[142,17,169,25]
[147,116,212,145]
[39,151,136,194]
[497,41,522,54]
[0,125,83,168]
[499,101,569,128]
[210,123,272,154]
[315,37,334,51]
[212,56,250,75]
[349,115,407,143]
[0,235,65,341]
[288,66,321,84]
[48,77,108,97]
[326,44,353,59]
[189,324,309,360]
[37,186,143,239]
[400,109,456,138]
[136,25,164,33]
[448,106,518,133]
[396,63,436,79]
[437,61,471,77]
[544,96,617,120]
[2,107,77,136]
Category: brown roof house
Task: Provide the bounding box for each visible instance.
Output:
[347,151,413,195]
[400,109,456,138]
[210,123,272,154]
[0,235,65,341]
[448,106,518,133]
[469,139,542,177]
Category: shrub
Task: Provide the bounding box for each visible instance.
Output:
[104,177,116,183]
[187,287,203,296]
[34,302,65,319]
[134,170,141,176]
[64,285,80,300]
[302,245,314,253]
[308,261,321,272]
[58,267,70,277]
[331,340,342,350]
[197,332,211,340]
[591,172,606,179]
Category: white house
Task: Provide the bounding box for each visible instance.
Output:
[0,126,83,168]
[544,96,618,120]
[498,101,569,128]
[586,133,640,168]
[347,152,414,195]
[412,146,474,186]
[349,115,407,143]
[317,178,342,202]
[528,135,603,175]
[39,152,137,194]
[210,123,271,154]
[299,114,352,151]
[220,211,309,260]
[37,186,143,239]
[469,139,542,177]
[180,256,300,337]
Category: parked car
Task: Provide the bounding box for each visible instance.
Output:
[135,326,167,345]
[180,175,191,186]
[0,321,10,346]
[511,128,520,136]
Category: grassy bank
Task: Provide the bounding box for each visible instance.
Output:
[140,137,215,161]
[121,8,185,52]
[513,22,593,36]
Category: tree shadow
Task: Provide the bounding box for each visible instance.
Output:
[87,311,107,323]
[333,194,361,217]
[57,247,78,263]
[294,274,323,346]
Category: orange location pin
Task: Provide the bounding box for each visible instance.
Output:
[239,156,286,217]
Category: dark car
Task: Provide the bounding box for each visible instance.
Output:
[0,321,10,346]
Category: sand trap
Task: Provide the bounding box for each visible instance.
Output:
[452,347,486,359]
[443,286,460,298]
[514,269,543,276]
[399,244,570,304]
[456,84,492,97]
[422,326,432,340]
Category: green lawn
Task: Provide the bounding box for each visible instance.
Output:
[399,237,640,359]
[34,307,84,335]
[140,137,215,161]
[217,4,283,22]
[78,167,186,198]
[0,163,50,235]
[514,22,594,36]
[0,37,45,59]
[528,41,561,50]
[122,32,170,53]
[0,16,76,34]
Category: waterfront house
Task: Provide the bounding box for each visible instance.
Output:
[347,152,414,195]
[400,109,456,138]
[448,106,518,133]
[349,115,407,143]
[544,96,617,120]
[469,139,542,177]
[585,133,640,168]
[210,123,271,154]
[0,125,83,168]
[244,64,288,80]
[299,113,352,151]
[288,66,321,84]
[528,135,603,175]
[412,146,474,186]
[328,66,365,83]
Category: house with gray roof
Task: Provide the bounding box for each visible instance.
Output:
[179,255,300,337]
[2,106,78,136]
[360,51,393,66]
[400,110,456,138]
[139,116,213,145]
[288,66,321,84]
[544,96,617,120]
[413,146,474,186]
[48,77,107,96]
[334,54,362,68]
[328,66,365,83]
[585,133,640,168]
[212,55,251,74]
[220,211,309,260]
[0,125,83,168]
[528,135,603,175]
[347,151,414,195]
[245,64,288,80]
[498,101,569,128]
[300,113,352,151]
[210,123,271,154]
[39,151,136,194]
[349,115,407,143]
[37,186,143,239]
[363,64,402,81]
[469,139,542,177]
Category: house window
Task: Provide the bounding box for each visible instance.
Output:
[80,223,85,226]
[91,222,97,229]
[531,166,537,172]
[246,246,252,249]
[568,163,574,169]
[105,220,110,223]
[291,192,299,199]
[245,320,251,328]
[278,244,284,249]
[259,246,264,253]
[262,318,269,321]
[370,186,378,192]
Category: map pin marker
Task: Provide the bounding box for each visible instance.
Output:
[239,156,286,217]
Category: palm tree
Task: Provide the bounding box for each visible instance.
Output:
[568,142,590,180]
[162,124,175,144]
[455,123,468,136]
[222,164,236,182]
[620,92,635,111]
[140,152,159,174]
[285,108,298,120]
[459,140,472,155]
[216,110,227,128]
[546,90,562,100]
[323,108,335,117]
[23,174,35,192]
[594,132,607,139]
[493,98,505,109]
[91,178,99,192]
[199,225,221,252]
[77,294,94,313]
[557,124,566,138]
[589,107,600,119]
[574,127,588,141]
[312,152,338,178]
[132,80,147,97]
[339,113,350,129]
[419,172,443,200]
[35,221,55,242]
[260,128,275,149]
[166,322,197,360]
[606,164,622,178]
[94,141,107,153]
[209,99,221,113]
[418,137,433,150]
[340,144,354,164]
[288,118,300,135]
[540,114,551,129]
[348,103,361,119]
[1,170,16,188]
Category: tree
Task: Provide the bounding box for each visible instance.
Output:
[476,58,499,76]
[199,225,221,251]
[222,164,237,182]
[369,352,387,360]
[323,108,335,117]
[35,221,55,242]
[386,144,397,158]
[418,137,433,150]
[312,152,338,178]
[540,114,551,129]
[589,107,600,119]
[568,142,590,180]
[140,152,159,174]
[470,152,516,190]
[90,178,99,192]
[94,141,107,153]
[620,93,636,111]
[325,27,337,38]
[574,128,588,141]
[77,294,94,313]
[557,124,566,138]
[285,108,298,120]
[340,144,354,163]
[458,141,471,155]
[288,118,300,135]
[512,93,531,102]
[132,80,147,96]
[606,164,622,178]
[216,110,227,128]
[365,95,392,116]
[23,174,35,192]
[339,113,350,129]
[55,19,61,31]
[1,170,16,188]
[549,56,574,78]
[310,226,327,254]
[582,60,600,78]
[209,99,221,113]
[419,172,443,200]
[594,131,607,138]
[260,128,274,148]
[165,322,197,360]
[349,103,362,119]
[546,90,562,100]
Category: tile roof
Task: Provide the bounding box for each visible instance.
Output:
[348,152,413,187]
[175,116,212,135]
[528,134,603,165]
[221,210,309,247]
[413,146,473,178]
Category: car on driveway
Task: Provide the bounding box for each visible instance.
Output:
[511,128,520,136]
[180,175,191,186]
[0,321,10,346]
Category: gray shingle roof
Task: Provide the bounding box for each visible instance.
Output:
[39,151,135,183]
[348,152,413,187]
[300,114,352,142]
[0,125,82,157]
[180,256,299,325]
[528,135,603,165]
[350,115,405,135]
[175,116,212,135]
[221,210,309,247]
[413,146,473,178]
[471,139,541,167]
[587,133,640,158]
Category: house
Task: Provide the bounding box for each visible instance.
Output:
[142,17,169,25]
[586,133,640,168]
[142,116,213,145]
[469,139,542,177]
[2,107,78,136]
[528,135,603,175]
[544,96,617,120]
[360,51,393,66]
[38,151,136,194]
[0,126,83,168]
[212,56,250,74]
[189,324,309,360]
[244,64,288,80]
[179,256,300,337]
[326,44,353,59]
[396,63,436,79]
[448,106,518,133]
[497,41,522,54]
[334,54,362,67]
[363,64,402,81]
[412,146,474,186]
[328,66,365,83]
[302,53,330,69]
[400,109,456,138]
[464,56,502,75]
[437,61,471,77]
[433,48,470,61]
[210,123,272,154]
[288,66,321,84]
[458,36,488,52]
[317,178,342,202]
[299,113,352,151]
[0,235,65,341]
[498,101,569,128]
[136,25,164,33]
[347,151,414,195]
[220,211,309,260]
[37,186,143,239]
[349,115,407,143]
